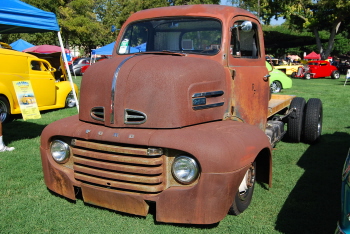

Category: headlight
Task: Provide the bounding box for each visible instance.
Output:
[171,156,199,184]
[50,140,70,163]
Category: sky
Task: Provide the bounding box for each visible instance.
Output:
[219,0,285,25]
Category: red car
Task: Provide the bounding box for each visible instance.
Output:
[292,60,340,79]
[81,57,108,75]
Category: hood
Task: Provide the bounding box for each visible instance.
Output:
[79,54,228,128]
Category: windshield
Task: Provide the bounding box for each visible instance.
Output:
[118,17,222,55]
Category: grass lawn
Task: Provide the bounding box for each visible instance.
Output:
[1,75,350,233]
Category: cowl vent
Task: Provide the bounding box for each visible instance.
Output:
[91,107,104,122]
[125,109,147,125]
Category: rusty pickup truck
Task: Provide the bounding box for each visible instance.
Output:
[40,5,323,225]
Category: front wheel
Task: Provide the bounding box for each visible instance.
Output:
[65,91,76,108]
[229,162,256,215]
[331,70,340,79]
[291,72,297,78]
[270,81,282,93]
[0,96,12,123]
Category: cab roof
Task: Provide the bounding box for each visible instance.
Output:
[125,4,258,24]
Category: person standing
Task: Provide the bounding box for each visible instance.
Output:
[0,121,14,152]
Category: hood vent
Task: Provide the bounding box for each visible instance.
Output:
[91,107,105,122]
[124,109,147,125]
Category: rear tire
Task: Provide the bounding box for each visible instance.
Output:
[287,97,306,143]
[0,96,12,123]
[229,162,256,215]
[291,72,297,78]
[303,98,323,143]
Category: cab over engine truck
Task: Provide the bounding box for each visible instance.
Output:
[40,5,323,225]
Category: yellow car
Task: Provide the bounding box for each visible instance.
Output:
[0,48,79,122]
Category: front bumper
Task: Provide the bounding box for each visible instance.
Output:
[41,145,247,224]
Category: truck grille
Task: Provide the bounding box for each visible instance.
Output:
[71,139,166,194]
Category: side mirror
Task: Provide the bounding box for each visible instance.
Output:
[49,67,56,73]
[240,21,253,32]
[230,21,253,32]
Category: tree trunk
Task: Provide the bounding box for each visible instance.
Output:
[314,20,342,60]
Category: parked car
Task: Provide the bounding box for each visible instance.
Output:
[266,61,293,93]
[292,60,340,79]
[69,57,90,75]
[81,57,108,75]
[336,149,350,233]
[0,47,79,122]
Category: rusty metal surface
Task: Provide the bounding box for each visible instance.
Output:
[40,115,272,224]
[80,55,227,128]
[156,168,248,224]
[81,184,150,217]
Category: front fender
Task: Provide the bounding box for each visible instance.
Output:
[55,81,79,106]
[149,120,272,174]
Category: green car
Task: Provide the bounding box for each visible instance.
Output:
[266,61,293,93]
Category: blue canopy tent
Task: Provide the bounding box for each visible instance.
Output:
[0,0,78,110]
[10,39,34,51]
[92,42,115,56]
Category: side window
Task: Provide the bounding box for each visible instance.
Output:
[31,61,41,71]
[230,20,260,59]
[119,24,148,54]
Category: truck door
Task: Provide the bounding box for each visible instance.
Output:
[228,17,270,130]
[28,59,56,107]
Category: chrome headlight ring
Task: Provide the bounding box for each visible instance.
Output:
[50,139,70,163]
[171,155,199,184]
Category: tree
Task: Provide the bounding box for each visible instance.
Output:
[229,0,350,59]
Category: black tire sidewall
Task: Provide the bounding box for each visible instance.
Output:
[0,96,11,123]
[303,98,323,143]
[287,97,306,143]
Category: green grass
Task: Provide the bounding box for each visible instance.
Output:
[1,75,350,233]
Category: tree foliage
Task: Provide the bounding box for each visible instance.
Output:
[230,0,350,59]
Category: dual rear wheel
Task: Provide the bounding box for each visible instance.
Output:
[287,97,323,143]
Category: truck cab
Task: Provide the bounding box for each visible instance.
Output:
[40,5,322,225]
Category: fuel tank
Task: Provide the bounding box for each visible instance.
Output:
[79,54,228,128]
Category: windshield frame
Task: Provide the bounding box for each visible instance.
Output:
[116,16,223,56]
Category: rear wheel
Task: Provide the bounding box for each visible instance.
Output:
[303,98,323,143]
[65,91,76,108]
[229,162,256,215]
[0,96,11,123]
[270,81,282,93]
[291,72,297,78]
[287,97,306,143]
[331,70,340,79]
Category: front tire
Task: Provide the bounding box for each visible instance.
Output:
[229,162,256,215]
[65,91,76,108]
[331,70,340,79]
[287,97,306,143]
[303,98,323,143]
[270,81,282,93]
[291,72,297,78]
[0,96,11,123]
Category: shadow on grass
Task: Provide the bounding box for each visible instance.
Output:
[4,119,47,143]
[275,132,350,233]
